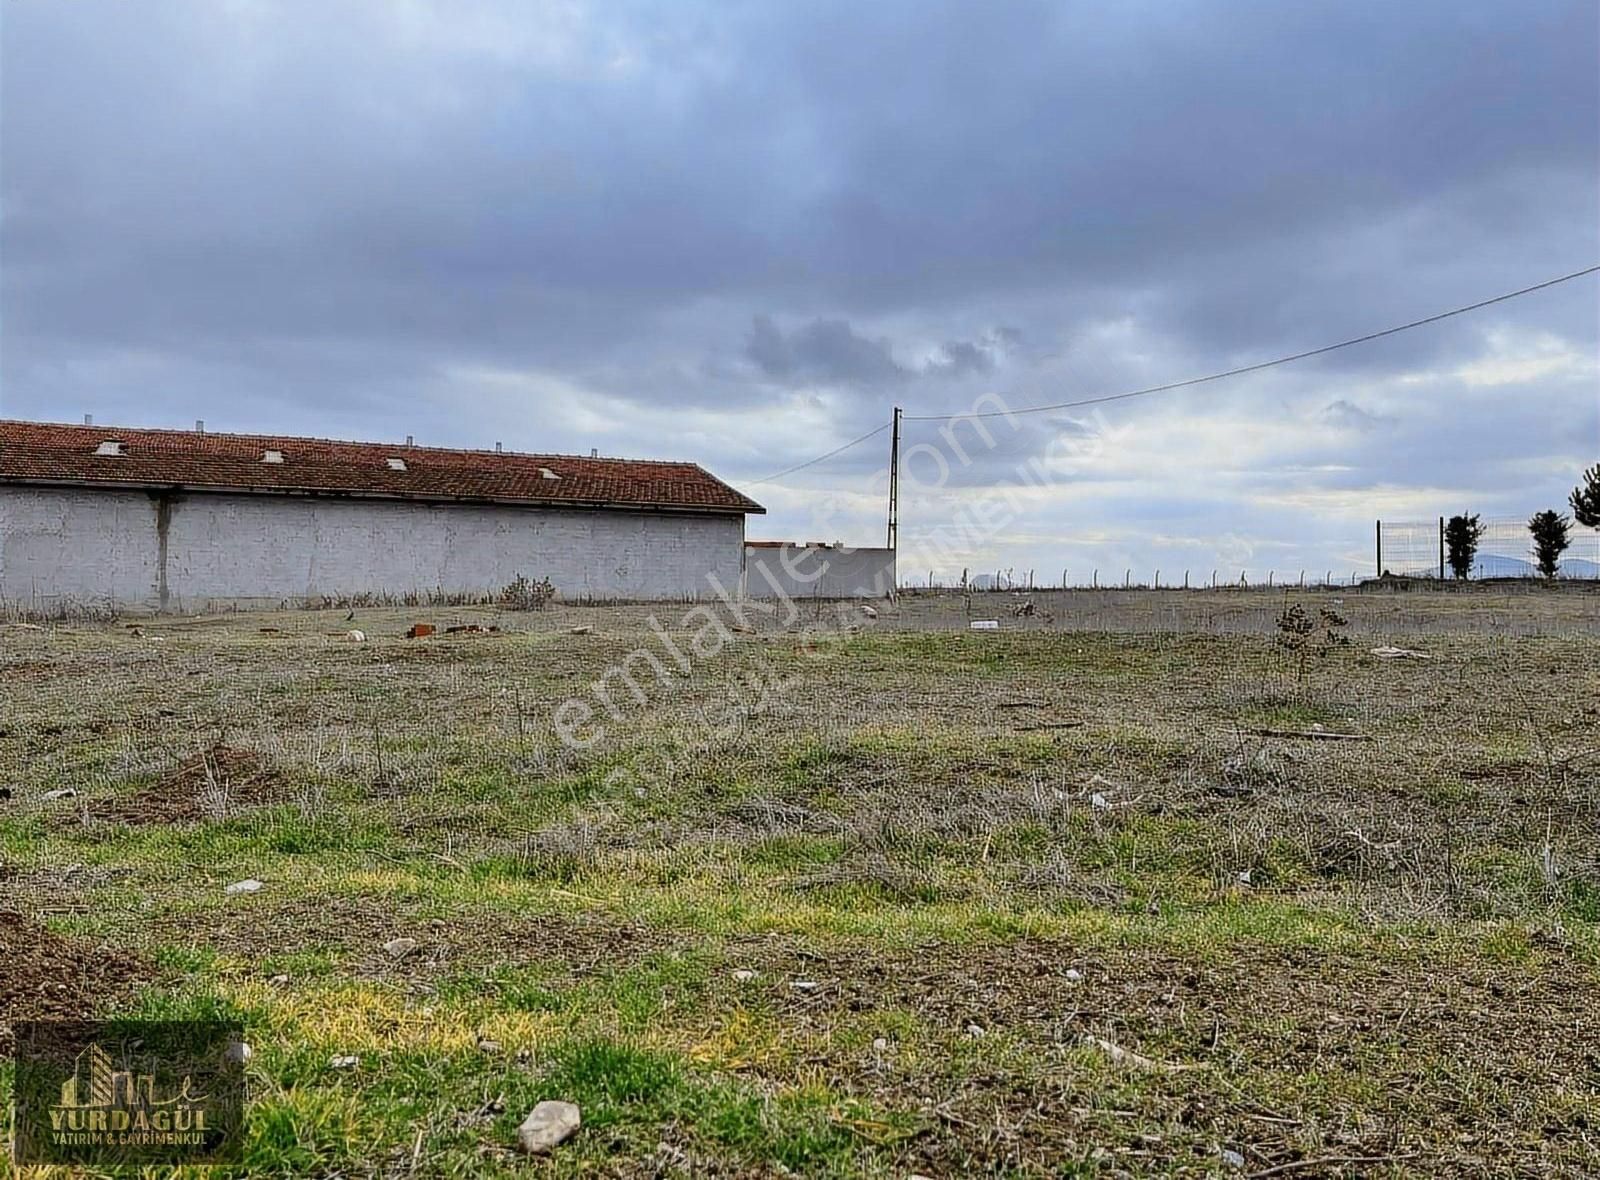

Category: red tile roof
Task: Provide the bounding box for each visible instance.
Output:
[0,420,764,515]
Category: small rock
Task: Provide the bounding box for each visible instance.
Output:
[1090,792,1110,810]
[328,1054,360,1070]
[871,1037,890,1051]
[382,937,419,958]
[225,1041,253,1066]
[268,974,289,986]
[1064,968,1083,983]
[516,1100,582,1155]
[965,1023,986,1039]
[1237,869,1252,885]
[1221,1148,1246,1169]
[477,1038,502,1054]
[41,788,78,801]
[225,879,264,895]
[570,625,593,635]
[732,969,758,982]
[790,980,818,993]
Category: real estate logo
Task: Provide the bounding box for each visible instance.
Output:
[11,1020,245,1165]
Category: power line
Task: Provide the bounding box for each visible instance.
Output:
[748,421,889,483]
[902,264,1600,421]
[741,264,1600,483]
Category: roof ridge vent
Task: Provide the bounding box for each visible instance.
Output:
[94,439,126,457]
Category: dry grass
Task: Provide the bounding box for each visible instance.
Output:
[1,586,1597,1175]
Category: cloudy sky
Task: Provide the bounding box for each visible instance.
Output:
[4,0,1597,581]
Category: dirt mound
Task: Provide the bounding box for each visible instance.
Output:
[89,745,285,825]
[0,911,151,1054]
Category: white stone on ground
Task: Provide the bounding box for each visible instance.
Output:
[517,1100,582,1154]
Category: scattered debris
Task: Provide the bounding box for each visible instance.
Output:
[1090,792,1110,810]
[445,624,500,635]
[476,1038,502,1054]
[268,974,290,986]
[516,1100,582,1155]
[1221,1148,1246,1170]
[872,1036,890,1052]
[346,629,367,643]
[328,1054,360,1070]
[1012,598,1036,617]
[732,969,758,982]
[406,623,436,639]
[1371,645,1432,660]
[41,788,78,802]
[1246,726,1370,742]
[965,1023,987,1039]
[382,937,419,958]
[790,980,819,993]
[1084,1035,1201,1074]
[570,625,593,635]
[1064,968,1083,983]
[969,620,999,631]
[861,605,878,619]
[225,879,265,895]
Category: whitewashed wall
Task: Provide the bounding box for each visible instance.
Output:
[743,544,896,599]
[0,486,746,611]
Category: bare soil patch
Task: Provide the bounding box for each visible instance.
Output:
[86,744,286,825]
[0,910,152,1054]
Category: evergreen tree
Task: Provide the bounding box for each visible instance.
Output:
[1571,464,1600,530]
[1528,510,1571,579]
[1444,513,1485,580]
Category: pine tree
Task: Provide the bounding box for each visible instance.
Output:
[1571,464,1600,530]
[1528,510,1572,579]
[1444,513,1485,580]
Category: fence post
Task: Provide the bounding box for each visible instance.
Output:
[1155,569,1160,589]
[1439,516,1445,581]
[1376,519,1383,578]
[1184,570,1189,589]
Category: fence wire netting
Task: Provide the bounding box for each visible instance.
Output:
[1378,515,1600,580]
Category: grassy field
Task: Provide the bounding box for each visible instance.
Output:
[2,587,1598,1176]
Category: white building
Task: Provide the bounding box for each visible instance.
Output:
[0,419,765,612]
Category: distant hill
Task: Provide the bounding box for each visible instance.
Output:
[1474,554,1599,579]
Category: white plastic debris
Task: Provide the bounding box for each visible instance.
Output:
[225,879,264,895]
[41,788,78,801]
[969,620,999,631]
[346,629,366,643]
[328,1054,360,1070]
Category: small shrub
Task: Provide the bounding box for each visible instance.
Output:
[1275,599,1349,682]
[499,573,556,611]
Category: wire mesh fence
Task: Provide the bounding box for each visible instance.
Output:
[1377,515,1600,580]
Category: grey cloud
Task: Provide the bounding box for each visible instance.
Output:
[1,0,1596,573]
[745,315,906,384]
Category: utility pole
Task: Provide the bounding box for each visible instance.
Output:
[1438,516,1445,581]
[886,405,901,551]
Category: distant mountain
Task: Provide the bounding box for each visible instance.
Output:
[1473,554,1599,579]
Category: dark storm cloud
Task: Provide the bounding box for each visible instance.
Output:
[2,0,1596,572]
